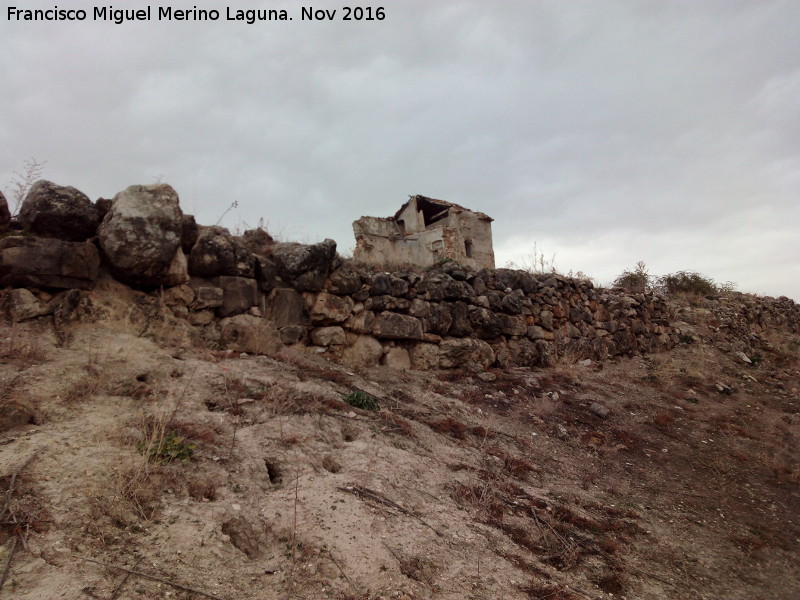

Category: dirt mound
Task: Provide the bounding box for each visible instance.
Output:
[0,294,798,599]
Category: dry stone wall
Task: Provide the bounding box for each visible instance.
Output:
[0,179,796,371]
[300,264,679,370]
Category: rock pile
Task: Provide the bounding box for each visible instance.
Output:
[294,263,678,369]
[2,178,796,371]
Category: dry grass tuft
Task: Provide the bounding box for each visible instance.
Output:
[0,327,48,367]
[380,411,417,437]
[428,417,468,440]
[520,582,582,600]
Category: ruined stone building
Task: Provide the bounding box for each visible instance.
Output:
[352,195,495,269]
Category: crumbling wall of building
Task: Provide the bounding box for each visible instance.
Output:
[353,196,495,270]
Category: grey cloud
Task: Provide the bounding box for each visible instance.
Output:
[1,0,798,299]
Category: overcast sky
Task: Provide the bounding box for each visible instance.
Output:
[2,1,799,300]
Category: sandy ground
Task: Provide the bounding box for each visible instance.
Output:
[0,299,798,600]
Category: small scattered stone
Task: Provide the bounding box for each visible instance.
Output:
[589,402,611,419]
[715,382,733,395]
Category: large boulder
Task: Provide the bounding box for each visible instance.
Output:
[98,184,187,287]
[327,264,364,295]
[240,228,274,256]
[310,292,354,324]
[344,310,375,334]
[181,214,199,254]
[18,180,99,241]
[0,236,99,289]
[253,255,279,292]
[410,343,440,370]
[438,338,495,369]
[0,190,10,232]
[219,314,280,355]
[214,276,259,318]
[370,273,408,297]
[310,326,346,346]
[448,301,473,336]
[382,347,411,370]
[271,239,336,292]
[188,226,255,278]
[341,335,383,367]
[0,399,36,432]
[265,288,310,328]
[492,268,538,294]
[468,306,504,338]
[0,288,50,322]
[411,301,452,336]
[372,312,423,340]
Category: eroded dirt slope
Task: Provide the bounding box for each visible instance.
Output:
[0,304,798,600]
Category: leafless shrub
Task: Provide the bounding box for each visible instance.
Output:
[519,581,581,600]
[6,157,46,216]
[0,327,48,367]
[380,411,416,437]
[428,417,468,439]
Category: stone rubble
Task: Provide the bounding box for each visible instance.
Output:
[3,178,799,371]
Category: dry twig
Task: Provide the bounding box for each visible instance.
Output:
[0,537,17,592]
[78,556,226,600]
[107,557,142,600]
[337,485,443,536]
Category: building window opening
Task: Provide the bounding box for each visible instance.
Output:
[464,240,473,258]
[417,197,450,227]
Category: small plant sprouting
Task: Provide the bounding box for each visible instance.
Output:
[138,431,195,464]
[342,390,380,411]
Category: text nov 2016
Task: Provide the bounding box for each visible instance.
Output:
[7,6,387,24]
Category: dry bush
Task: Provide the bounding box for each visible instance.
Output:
[470,425,494,439]
[0,467,50,553]
[58,375,101,404]
[652,411,676,428]
[759,447,800,484]
[599,535,622,554]
[431,383,450,395]
[487,447,536,480]
[520,582,581,600]
[0,327,48,367]
[612,261,651,293]
[594,571,628,595]
[319,396,349,411]
[427,417,468,440]
[87,405,200,538]
[437,369,467,383]
[105,378,154,400]
[297,367,352,386]
[529,394,559,417]
[657,270,726,297]
[380,411,416,437]
[84,451,168,544]
[187,475,218,501]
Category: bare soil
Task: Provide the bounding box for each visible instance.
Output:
[1,297,798,600]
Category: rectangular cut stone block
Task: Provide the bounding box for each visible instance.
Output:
[310,326,346,346]
[192,286,223,309]
[371,312,423,340]
[0,236,99,289]
[310,292,354,324]
[266,287,310,328]
[213,276,259,318]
